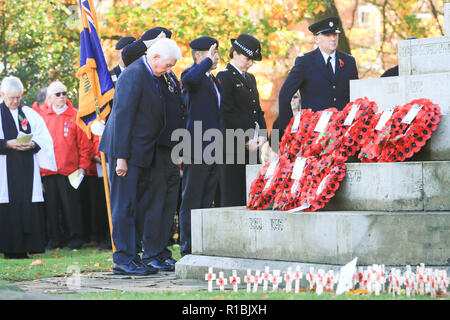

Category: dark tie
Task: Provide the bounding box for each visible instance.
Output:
[327,56,335,77]
[243,72,247,80]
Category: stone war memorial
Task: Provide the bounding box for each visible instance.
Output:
[175,3,450,290]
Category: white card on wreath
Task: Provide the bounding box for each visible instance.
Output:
[402,104,423,125]
[264,157,279,179]
[291,157,307,180]
[314,111,333,133]
[375,107,395,131]
[344,104,360,126]
[291,113,301,133]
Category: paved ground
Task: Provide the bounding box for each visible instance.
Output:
[1,271,206,299]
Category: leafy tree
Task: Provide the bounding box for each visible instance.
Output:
[0,0,79,106]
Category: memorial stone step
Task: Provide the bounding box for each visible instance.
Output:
[189,207,450,266]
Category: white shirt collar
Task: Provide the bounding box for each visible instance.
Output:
[230,62,245,75]
[319,49,336,64]
[53,104,68,116]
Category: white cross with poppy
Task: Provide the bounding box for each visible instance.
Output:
[229,270,241,292]
[284,267,293,293]
[315,269,325,295]
[262,266,272,292]
[216,272,227,291]
[244,269,252,293]
[294,266,303,293]
[252,270,262,293]
[271,270,282,292]
[307,267,315,290]
[204,267,216,292]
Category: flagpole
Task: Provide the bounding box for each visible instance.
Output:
[94,98,116,253]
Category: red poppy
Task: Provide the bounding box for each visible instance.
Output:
[339,59,344,68]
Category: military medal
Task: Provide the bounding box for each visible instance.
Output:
[165,74,174,93]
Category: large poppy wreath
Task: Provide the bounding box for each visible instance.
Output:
[279,108,339,161]
[272,152,347,212]
[358,98,441,162]
[247,155,291,210]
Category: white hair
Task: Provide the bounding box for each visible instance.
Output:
[1,76,24,95]
[47,81,67,96]
[147,38,182,61]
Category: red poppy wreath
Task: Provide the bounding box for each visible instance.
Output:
[358,98,441,162]
[272,153,347,212]
[279,108,340,161]
[247,155,291,210]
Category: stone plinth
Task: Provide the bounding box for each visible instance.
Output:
[398,37,450,76]
[349,73,450,114]
[190,207,450,266]
[246,161,450,211]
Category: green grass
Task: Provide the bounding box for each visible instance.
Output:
[70,290,442,300]
[0,245,181,282]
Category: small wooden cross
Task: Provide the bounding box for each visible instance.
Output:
[204,267,216,292]
[262,266,272,292]
[284,267,293,293]
[216,271,227,291]
[244,269,252,293]
[293,266,303,293]
[271,270,282,292]
[229,270,241,293]
[252,270,262,293]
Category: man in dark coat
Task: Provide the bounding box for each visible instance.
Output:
[109,36,136,87]
[278,16,359,134]
[99,38,182,275]
[121,27,186,271]
[179,36,221,257]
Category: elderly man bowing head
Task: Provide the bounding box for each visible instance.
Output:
[99,38,182,276]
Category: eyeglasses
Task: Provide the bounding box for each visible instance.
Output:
[54,91,67,97]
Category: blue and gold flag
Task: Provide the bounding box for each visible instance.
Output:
[76,0,114,138]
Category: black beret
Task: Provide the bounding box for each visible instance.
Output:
[189,36,219,51]
[140,27,172,41]
[115,36,136,50]
[230,34,262,61]
[308,17,341,35]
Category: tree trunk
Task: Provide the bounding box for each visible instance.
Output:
[309,0,352,54]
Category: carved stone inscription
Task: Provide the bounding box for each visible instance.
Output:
[346,170,362,183]
[248,217,285,232]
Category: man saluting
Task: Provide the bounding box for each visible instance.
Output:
[278,16,359,133]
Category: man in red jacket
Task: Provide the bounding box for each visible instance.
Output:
[41,81,92,250]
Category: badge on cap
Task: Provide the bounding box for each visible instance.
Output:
[329,21,334,27]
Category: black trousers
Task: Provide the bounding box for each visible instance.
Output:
[79,175,109,243]
[42,174,83,247]
[108,158,151,266]
[141,146,180,263]
[179,162,219,257]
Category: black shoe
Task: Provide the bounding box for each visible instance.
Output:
[147,259,175,272]
[113,261,159,276]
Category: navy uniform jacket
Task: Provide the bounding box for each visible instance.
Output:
[278,47,358,132]
[181,58,221,161]
[217,63,266,134]
[99,57,165,168]
[157,72,187,149]
[120,39,186,149]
